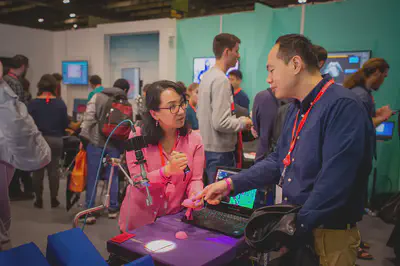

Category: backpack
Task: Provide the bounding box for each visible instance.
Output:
[99,92,133,140]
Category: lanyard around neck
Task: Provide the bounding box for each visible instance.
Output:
[158,133,180,167]
[282,79,335,167]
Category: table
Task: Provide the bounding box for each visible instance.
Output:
[107,212,246,266]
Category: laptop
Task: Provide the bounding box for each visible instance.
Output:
[183,167,257,238]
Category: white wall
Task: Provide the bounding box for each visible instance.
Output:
[53,18,177,114]
[0,24,54,97]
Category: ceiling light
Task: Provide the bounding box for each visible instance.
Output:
[73,24,78,29]
[63,0,70,3]
[298,0,307,3]
[38,18,44,23]
[69,13,76,18]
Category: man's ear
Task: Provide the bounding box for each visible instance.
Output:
[292,55,303,75]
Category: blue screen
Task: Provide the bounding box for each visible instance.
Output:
[62,61,88,85]
[376,121,394,137]
[193,57,239,83]
[216,169,256,209]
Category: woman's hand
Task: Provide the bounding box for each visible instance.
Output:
[190,192,204,209]
[164,151,188,176]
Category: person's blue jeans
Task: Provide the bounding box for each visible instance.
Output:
[86,143,120,211]
[205,151,236,185]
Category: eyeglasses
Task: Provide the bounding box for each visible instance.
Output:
[158,101,188,114]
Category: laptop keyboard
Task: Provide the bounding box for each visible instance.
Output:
[185,208,249,238]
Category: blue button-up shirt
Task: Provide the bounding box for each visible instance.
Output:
[231,76,374,233]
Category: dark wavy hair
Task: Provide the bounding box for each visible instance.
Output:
[37,74,57,96]
[142,80,190,145]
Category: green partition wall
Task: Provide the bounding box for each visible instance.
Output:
[176,0,400,193]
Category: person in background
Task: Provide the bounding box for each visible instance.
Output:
[313,45,328,70]
[0,61,51,250]
[186,83,199,130]
[198,33,252,184]
[52,73,63,99]
[28,74,69,209]
[252,87,280,162]
[228,70,250,110]
[119,80,204,231]
[6,56,33,200]
[134,83,151,126]
[344,58,393,262]
[3,55,29,104]
[8,77,35,201]
[198,34,375,266]
[80,78,130,224]
[344,58,393,127]
[87,75,103,102]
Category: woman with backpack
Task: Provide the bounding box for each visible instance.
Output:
[28,74,69,209]
[80,79,132,224]
[119,80,204,231]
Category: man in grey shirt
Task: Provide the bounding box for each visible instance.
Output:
[198,33,252,184]
[0,61,51,250]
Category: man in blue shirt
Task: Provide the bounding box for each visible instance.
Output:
[228,70,250,111]
[198,34,374,266]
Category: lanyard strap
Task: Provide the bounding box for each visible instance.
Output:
[8,72,18,79]
[158,133,179,167]
[283,79,335,167]
[189,103,197,113]
[233,88,242,96]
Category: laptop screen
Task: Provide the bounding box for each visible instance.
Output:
[215,169,257,209]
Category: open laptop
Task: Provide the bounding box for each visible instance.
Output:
[183,167,257,238]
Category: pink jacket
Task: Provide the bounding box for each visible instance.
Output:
[119,129,204,231]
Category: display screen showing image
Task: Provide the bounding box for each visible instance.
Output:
[193,57,239,83]
[321,51,371,85]
[376,121,394,137]
[216,169,256,209]
[62,61,89,85]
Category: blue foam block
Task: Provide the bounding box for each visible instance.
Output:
[46,228,107,266]
[0,242,50,266]
[125,255,155,266]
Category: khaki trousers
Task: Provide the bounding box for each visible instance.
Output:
[313,227,360,266]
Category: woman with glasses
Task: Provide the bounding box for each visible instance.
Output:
[119,80,204,231]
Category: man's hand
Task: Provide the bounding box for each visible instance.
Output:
[376,105,393,121]
[251,126,258,139]
[196,179,232,205]
[239,117,253,131]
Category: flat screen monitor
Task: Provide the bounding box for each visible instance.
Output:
[62,61,89,85]
[376,121,395,141]
[321,51,371,85]
[193,57,239,83]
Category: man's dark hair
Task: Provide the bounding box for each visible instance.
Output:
[37,74,57,95]
[113,78,130,92]
[228,70,243,80]
[52,73,62,82]
[275,34,319,71]
[313,45,328,63]
[213,33,241,59]
[11,55,29,69]
[89,75,102,86]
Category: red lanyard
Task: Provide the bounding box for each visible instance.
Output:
[158,133,179,167]
[233,88,242,96]
[282,79,334,167]
[189,103,197,113]
[8,72,18,79]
